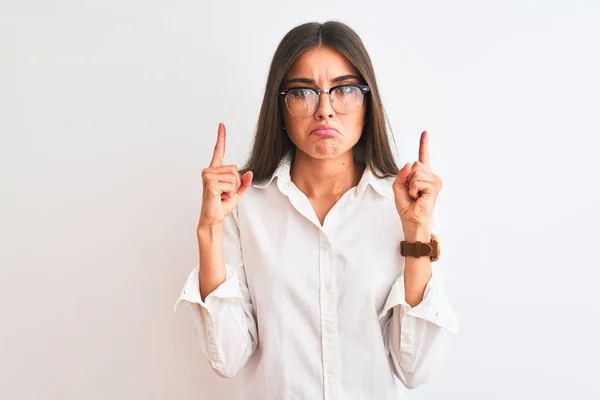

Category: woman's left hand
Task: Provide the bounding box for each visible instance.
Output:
[392,131,442,232]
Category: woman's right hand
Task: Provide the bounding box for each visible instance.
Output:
[198,123,253,229]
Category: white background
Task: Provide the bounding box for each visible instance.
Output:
[2,1,599,399]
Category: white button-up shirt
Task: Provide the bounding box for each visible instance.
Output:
[175,151,459,400]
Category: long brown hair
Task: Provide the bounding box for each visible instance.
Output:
[240,21,400,180]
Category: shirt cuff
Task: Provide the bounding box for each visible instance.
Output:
[173,265,244,312]
[379,273,459,334]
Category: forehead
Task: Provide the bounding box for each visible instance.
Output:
[285,46,358,80]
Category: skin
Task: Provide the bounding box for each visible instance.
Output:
[393,130,443,306]
[281,46,367,223]
[197,46,444,307]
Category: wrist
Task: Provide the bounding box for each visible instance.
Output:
[403,224,431,242]
[197,223,223,241]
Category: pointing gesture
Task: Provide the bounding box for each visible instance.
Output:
[418,129,430,167]
[198,123,253,229]
[210,122,226,168]
[392,130,442,230]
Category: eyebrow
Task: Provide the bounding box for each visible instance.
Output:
[286,74,361,85]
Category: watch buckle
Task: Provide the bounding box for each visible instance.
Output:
[414,241,433,256]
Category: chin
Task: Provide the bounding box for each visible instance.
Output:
[306,145,348,159]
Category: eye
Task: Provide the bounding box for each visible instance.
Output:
[333,85,358,96]
[288,88,314,99]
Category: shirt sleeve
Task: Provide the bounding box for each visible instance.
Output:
[378,209,459,389]
[173,207,258,378]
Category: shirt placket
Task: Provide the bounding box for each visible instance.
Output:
[319,229,340,400]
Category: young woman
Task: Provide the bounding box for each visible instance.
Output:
[175,20,459,400]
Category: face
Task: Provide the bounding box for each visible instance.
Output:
[281,46,367,160]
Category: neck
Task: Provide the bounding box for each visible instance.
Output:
[290,149,364,198]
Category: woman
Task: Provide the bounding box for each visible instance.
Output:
[175,21,459,399]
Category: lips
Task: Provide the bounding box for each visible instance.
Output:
[310,127,340,137]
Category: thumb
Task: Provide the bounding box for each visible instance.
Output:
[237,171,253,196]
[224,171,253,210]
[393,163,414,204]
[394,163,412,189]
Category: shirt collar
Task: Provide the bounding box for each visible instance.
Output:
[253,149,393,200]
[252,149,293,190]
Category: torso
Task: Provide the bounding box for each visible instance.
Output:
[303,165,366,225]
[309,196,343,225]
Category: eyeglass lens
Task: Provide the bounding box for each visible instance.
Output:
[284,85,365,117]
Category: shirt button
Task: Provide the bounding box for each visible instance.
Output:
[321,242,330,250]
[405,334,413,345]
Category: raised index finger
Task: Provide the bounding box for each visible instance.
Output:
[418,130,430,167]
[210,122,226,167]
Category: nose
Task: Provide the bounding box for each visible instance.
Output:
[314,91,335,120]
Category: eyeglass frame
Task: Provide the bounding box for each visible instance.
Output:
[278,83,371,116]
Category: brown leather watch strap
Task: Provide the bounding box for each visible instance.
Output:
[400,241,436,257]
[400,234,440,261]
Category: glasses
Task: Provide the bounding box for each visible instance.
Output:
[279,84,370,117]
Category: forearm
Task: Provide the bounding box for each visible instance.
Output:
[197,224,227,301]
[403,224,432,307]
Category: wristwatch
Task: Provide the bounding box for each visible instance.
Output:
[400,234,440,262]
